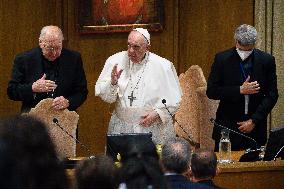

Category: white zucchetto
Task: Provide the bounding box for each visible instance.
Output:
[133,28,150,44]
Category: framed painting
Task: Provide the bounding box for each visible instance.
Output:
[77,0,164,33]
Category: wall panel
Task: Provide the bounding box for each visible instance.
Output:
[178,0,254,78]
[0,0,255,156]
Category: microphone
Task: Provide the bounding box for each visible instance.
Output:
[210,118,261,162]
[162,99,200,148]
[210,118,258,149]
[52,118,92,156]
[273,145,284,161]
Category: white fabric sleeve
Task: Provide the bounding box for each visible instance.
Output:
[95,81,118,103]
[154,104,179,125]
[95,54,121,103]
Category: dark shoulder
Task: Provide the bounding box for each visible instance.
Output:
[14,47,41,61]
[60,48,81,58]
[254,48,274,60]
[215,47,236,59]
[197,180,226,189]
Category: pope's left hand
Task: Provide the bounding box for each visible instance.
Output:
[139,111,161,127]
[52,96,69,110]
[237,119,255,134]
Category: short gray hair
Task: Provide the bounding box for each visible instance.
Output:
[234,24,257,46]
[161,138,191,174]
[39,25,64,41]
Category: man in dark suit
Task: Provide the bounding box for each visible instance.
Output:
[161,138,210,189]
[7,25,88,113]
[207,24,278,151]
[190,149,225,189]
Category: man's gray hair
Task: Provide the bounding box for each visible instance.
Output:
[161,137,191,174]
[234,24,257,46]
[39,25,64,41]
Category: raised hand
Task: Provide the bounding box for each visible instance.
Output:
[111,64,123,85]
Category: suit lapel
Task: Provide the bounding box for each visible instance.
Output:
[252,49,263,82]
[31,47,44,80]
[231,48,244,84]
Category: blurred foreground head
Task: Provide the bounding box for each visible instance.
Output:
[75,155,118,189]
[119,139,167,189]
[0,115,68,189]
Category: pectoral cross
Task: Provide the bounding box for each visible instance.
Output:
[128,91,136,106]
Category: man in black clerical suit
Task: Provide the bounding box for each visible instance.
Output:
[161,138,210,189]
[7,25,88,113]
[207,24,278,151]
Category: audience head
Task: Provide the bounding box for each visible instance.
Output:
[0,115,68,189]
[119,138,167,189]
[75,155,118,189]
[39,25,64,61]
[190,149,218,181]
[234,24,257,47]
[161,137,191,174]
[127,28,150,63]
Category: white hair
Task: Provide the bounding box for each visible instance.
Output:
[234,24,257,46]
[39,25,64,41]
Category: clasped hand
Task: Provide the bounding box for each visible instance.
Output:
[52,96,69,110]
[237,119,255,133]
[32,74,57,93]
[240,76,260,95]
[139,111,161,127]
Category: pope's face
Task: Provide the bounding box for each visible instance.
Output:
[127,31,149,63]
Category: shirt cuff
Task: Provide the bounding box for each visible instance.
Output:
[110,83,118,95]
[154,108,171,125]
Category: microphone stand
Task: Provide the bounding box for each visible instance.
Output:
[210,118,261,162]
[52,118,93,157]
[162,99,200,149]
[273,145,284,161]
[210,118,258,149]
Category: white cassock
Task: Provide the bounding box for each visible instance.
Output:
[95,51,182,144]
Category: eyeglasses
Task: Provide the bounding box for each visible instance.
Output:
[42,41,62,52]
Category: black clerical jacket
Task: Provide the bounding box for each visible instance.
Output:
[206,47,278,148]
[7,47,88,112]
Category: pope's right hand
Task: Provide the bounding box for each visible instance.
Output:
[111,64,123,85]
[32,73,57,93]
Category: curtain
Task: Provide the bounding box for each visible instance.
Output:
[255,0,284,130]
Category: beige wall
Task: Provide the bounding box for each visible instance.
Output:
[0,0,255,156]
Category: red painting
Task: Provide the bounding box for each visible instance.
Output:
[78,0,164,33]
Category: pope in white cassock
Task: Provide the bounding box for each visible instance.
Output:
[95,28,182,144]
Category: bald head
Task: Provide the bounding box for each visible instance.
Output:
[39,26,63,61]
[161,138,191,174]
[190,149,217,180]
[39,25,64,41]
